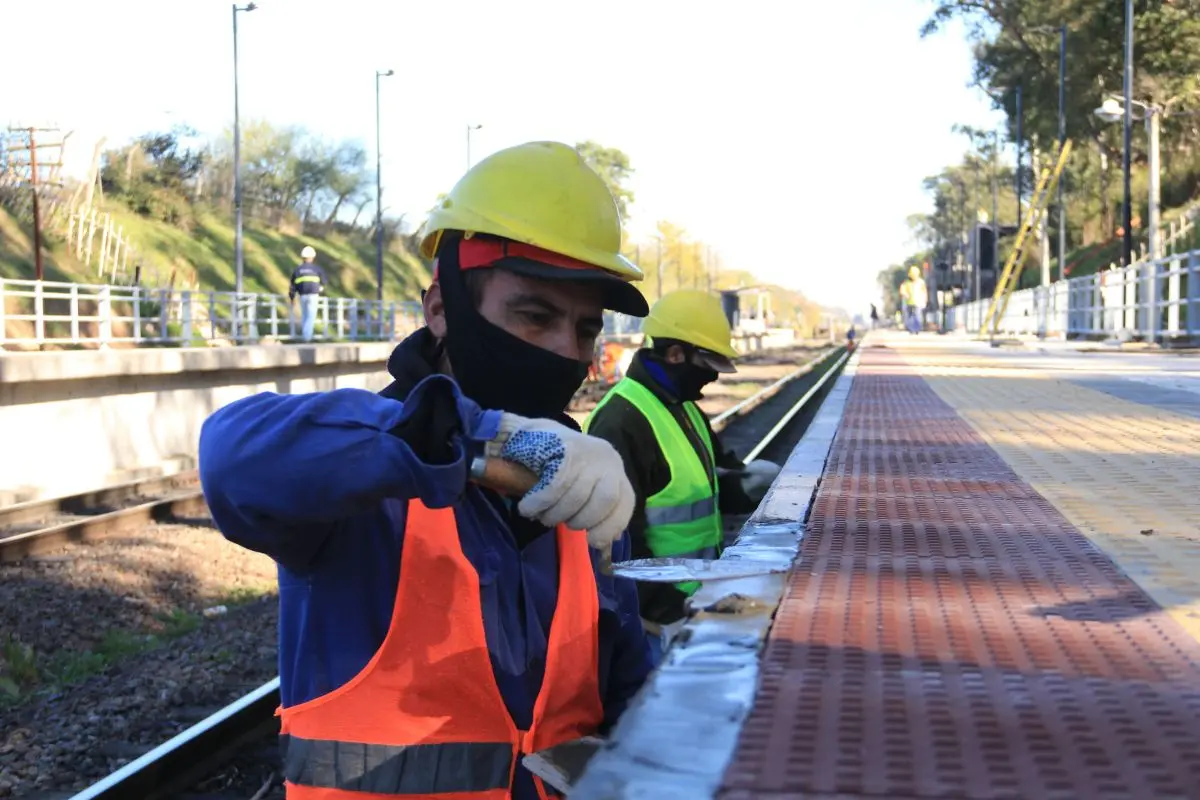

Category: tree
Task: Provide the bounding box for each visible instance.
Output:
[921,0,1200,244]
[575,141,635,219]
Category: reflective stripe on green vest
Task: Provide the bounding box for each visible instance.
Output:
[586,377,722,596]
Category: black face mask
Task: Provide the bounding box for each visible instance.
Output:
[436,236,589,420]
[662,360,719,402]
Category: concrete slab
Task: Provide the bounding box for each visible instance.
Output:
[0,342,395,384]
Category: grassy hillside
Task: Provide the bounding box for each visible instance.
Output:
[106,204,430,301]
[0,200,432,303]
[0,206,92,284]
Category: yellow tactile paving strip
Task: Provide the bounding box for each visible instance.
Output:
[894,346,1200,645]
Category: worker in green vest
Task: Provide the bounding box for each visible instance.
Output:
[585,289,780,664]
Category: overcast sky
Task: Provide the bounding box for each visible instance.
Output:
[3,0,1004,313]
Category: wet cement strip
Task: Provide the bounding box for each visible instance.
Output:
[571,353,859,799]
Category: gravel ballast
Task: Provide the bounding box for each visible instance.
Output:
[0,520,277,797]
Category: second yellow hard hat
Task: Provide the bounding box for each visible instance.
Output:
[643,290,738,361]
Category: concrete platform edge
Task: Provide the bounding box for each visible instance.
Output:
[571,352,861,800]
[0,341,397,384]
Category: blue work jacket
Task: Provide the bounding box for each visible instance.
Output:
[198,330,652,799]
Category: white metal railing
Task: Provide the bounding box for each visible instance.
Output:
[948,248,1200,341]
[0,278,425,347]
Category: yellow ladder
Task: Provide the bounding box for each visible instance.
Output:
[981,138,1073,337]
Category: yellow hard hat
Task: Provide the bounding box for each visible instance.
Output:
[643,290,738,367]
[908,265,922,280]
[419,141,642,283]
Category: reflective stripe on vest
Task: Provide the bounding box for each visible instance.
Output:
[294,275,322,283]
[278,500,604,799]
[586,377,722,596]
[643,495,717,526]
[281,735,511,794]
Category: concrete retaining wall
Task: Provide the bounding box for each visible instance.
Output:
[0,343,395,504]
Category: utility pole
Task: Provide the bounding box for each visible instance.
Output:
[375,69,394,304]
[971,153,981,305]
[1034,143,1050,287]
[991,129,1000,306]
[1147,108,1161,260]
[29,130,43,281]
[232,2,257,298]
[1057,25,1067,280]
[1121,0,1134,267]
[7,125,64,281]
[1016,84,1024,234]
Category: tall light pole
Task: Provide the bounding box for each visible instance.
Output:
[375,69,394,304]
[1095,96,1162,261]
[232,2,257,297]
[466,124,482,171]
[991,129,1000,302]
[1057,25,1067,280]
[1122,0,1134,267]
[1015,84,1024,234]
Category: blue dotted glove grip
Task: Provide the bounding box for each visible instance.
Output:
[500,429,565,495]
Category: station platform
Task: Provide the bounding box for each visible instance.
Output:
[574,330,1200,799]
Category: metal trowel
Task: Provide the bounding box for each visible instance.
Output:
[609,556,787,583]
[521,736,607,794]
[470,457,786,583]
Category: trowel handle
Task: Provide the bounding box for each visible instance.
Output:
[469,456,615,576]
[469,456,539,497]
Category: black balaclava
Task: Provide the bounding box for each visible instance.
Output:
[647,340,719,402]
[436,233,590,420]
[663,360,719,402]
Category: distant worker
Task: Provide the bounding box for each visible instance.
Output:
[199,142,654,799]
[585,289,781,664]
[846,324,857,351]
[869,303,879,329]
[900,265,928,335]
[289,245,327,342]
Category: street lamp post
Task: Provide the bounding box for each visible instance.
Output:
[1015,84,1024,233]
[232,2,257,300]
[1095,96,1161,261]
[466,124,482,171]
[1057,25,1067,280]
[375,69,394,305]
[1122,0,1134,267]
[990,128,999,329]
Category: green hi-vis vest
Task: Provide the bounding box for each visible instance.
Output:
[586,377,722,596]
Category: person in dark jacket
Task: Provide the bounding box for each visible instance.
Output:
[199,142,654,800]
[585,290,780,664]
[289,246,327,342]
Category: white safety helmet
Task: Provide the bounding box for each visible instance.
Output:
[301,246,317,259]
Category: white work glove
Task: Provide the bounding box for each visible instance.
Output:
[740,459,782,505]
[485,413,635,551]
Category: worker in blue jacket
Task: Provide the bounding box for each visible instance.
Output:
[199,142,654,800]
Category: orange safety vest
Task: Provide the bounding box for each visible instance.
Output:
[278,500,604,799]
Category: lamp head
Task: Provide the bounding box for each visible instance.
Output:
[1094,97,1124,124]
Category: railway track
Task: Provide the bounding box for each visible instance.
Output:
[64,346,849,800]
[0,473,207,563]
